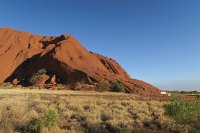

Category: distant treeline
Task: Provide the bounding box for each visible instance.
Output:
[167,90,200,94]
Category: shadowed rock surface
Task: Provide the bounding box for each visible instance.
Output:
[0,28,160,95]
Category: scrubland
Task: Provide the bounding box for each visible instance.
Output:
[0,83,199,133]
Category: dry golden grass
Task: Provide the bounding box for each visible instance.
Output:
[0,86,179,133]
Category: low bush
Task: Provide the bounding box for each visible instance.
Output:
[29,118,43,133]
[29,109,59,133]
[164,96,200,132]
[34,69,47,77]
[41,109,59,127]
[110,81,124,92]
[29,69,49,87]
[96,81,110,91]
[101,113,112,122]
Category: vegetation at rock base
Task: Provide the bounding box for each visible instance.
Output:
[33,68,47,77]
[96,81,110,91]
[110,81,125,92]
[96,81,125,92]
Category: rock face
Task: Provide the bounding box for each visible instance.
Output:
[0,28,160,95]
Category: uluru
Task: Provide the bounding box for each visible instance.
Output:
[0,28,160,95]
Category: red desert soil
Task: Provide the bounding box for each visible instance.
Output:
[0,28,160,95]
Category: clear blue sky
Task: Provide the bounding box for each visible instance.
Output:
[0,0,200,91]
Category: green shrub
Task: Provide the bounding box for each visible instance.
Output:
[34,69,47,77]
[164,96,200,132]
[165,96,200,123]
[41,109,59,127]
[29,118,43,133]
[96,81,110,91]
[29,109,59,133]
[110,81,124,92]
